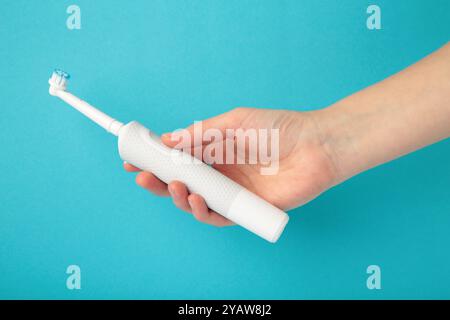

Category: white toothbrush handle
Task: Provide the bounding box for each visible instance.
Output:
[118,121,289,242]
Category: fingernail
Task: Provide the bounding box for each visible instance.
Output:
[161,133,171,139]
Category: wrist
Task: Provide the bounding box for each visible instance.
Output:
[310,102,368,184]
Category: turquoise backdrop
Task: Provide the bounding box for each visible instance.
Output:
[0,0,449,299]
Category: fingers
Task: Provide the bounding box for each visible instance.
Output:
[168,181,191,212]
[187,194,234,227]
[124,162,170,197]
[135,171,170,197]
[123,162,141,172]
[123,162,233,227]
[168,183,234,227]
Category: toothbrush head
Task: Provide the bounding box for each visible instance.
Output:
[49,69,70,95]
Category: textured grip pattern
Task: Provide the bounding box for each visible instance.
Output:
[118,122,243,215]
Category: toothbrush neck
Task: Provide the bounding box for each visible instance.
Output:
[56,90,124,136]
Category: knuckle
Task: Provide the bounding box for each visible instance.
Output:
[232,106,247,114]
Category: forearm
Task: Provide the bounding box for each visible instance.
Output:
[316,43,450,183]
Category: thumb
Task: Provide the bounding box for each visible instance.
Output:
[161,109,241,148]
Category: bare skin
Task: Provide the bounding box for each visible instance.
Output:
[125,43,450,227]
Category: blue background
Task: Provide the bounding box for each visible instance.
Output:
[0,0,449,299]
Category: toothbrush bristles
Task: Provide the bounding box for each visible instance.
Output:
[50,69,70,89]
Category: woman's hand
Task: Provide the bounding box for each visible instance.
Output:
[124,107,339,226]
[125,43,450,227]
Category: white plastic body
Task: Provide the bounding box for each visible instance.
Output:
[118,121,289,243]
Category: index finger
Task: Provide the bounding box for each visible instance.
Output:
[123,162,141,172]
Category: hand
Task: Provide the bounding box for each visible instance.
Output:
[124,107,339,226]
[124,43,450,228]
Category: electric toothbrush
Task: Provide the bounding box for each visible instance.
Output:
[48,69,289,242]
